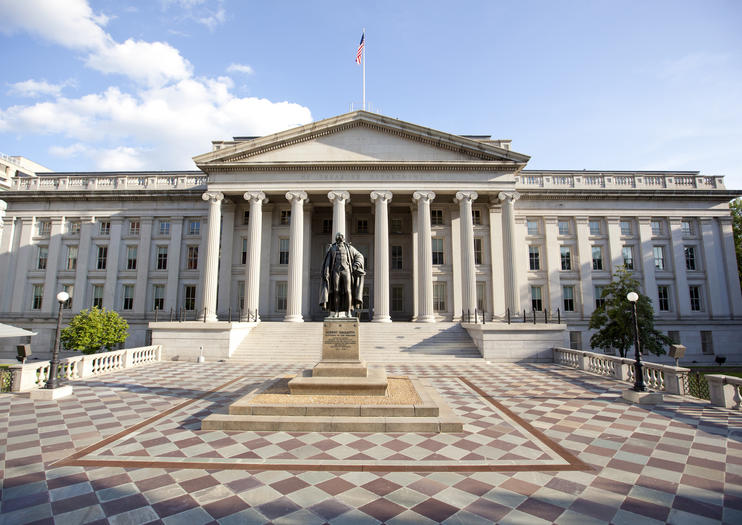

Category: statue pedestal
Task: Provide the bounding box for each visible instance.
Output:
[288,318,388,395]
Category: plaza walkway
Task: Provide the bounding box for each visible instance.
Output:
[0,360,740,524]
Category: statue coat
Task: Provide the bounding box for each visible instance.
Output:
[319,242,365,312]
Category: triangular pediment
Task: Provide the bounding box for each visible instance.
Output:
[193,111,529,170]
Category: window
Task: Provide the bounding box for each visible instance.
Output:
[592,246,603,270]
[651,220,662,236]
[569,331,582,350]
[684,246,696,271]
[188,220,200,235]
[241,238,248,265]
[243,210,250,225]
[701,330,714,355]
[526,219,539,235]
[32,284,43,310]
[126,246,137,270]
[159,220,170,235]
[96,245,107,270]
[152,285,165,311]
[184,285,196,311]
[357,219,369,234]
[476,282,485,311]
[472,209,482,226]
[622,246,634,270]
[187,246,199,270]
[474,238,483,265]
[67,221,80,235]
[668,331,680,344]
[237,281,245,310]
[37,220,51,236]
[128,220,140,236]
[431,209,443,226]
[653,246,665,270]
[529,245,540,270]
[66,246,78,270]
[37,246,48,270]
[390,218,402,233]
[322,218,333,234]
[99,220,110,235]
[157,246,168,270]
[595,286,605,309]
[432,238,444,265]
[279,238,289,265]
[433,282,446,311]
[531,286,542,311]
[558,220,570,236]
[620,220,632,235]
[92,284,104,308]
[391,286,404,312]
[560,246,571,271]
[276,281,287,312]
[280,210,291,225]
[689,285,702,311]
[122,285,134,310]
[681,220,693,236]
[391,245,403,270]
[658,285,670,311]
[62,284,73,309]
[589,220,601,235]
[563,285,575,312]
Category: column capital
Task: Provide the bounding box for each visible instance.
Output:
[718,216,732,226]
[0,200,7,212]
[370,190,393,203]
[636,216,653,225]
[454,191,478,203]
[328,190,350,203]
[497,190,521,203]
[543,216,559,224]
[605,216,621,224]
[286,191,308,203]
[243,191,268,204]
[202,191,224,203]
[412,190,436,203]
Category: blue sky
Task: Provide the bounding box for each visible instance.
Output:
[1,0,741,189]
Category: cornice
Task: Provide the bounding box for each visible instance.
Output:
[518,189,741,201]
[201,161,524,173]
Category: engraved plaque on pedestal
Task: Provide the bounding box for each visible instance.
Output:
[322,318,359,361]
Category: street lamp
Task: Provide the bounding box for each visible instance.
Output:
[46,291,69,390]
[626,291,645,392]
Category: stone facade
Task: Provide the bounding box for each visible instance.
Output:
[1,111,740,363]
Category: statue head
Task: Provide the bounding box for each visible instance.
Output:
[335,232,344,244]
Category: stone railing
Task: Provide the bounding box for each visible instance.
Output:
[706,375,742,410]
[11,174,207,192]
[553,347,688,395]
[9,345,162,392]
[517,173,724,191]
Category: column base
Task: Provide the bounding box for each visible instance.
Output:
[416,315,436,323]
[283,315,304,322]
[372,315,392,323]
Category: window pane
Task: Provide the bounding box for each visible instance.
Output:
[474,238,483,265]
[279,238,289,264]
[432,238,444,265]
[592,246,602,270]
[529,245,540,270]
[622,246,633,270]
[433,282,446,311]
[560,246,571,270]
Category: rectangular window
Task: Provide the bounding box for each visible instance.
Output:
[241,237,248,265]
[657,285,670,311]
[188,220,200,235]
[474,238,483,265]
[476,282,485,312]
[187,246,199,270]
[681,220,693,236]
[560,246,571,271]
[684,246,696,271]
[701,331,713,355]
[243,210,250,225]
[280,210,291,225]
[531,286,542,311]
[431,209,443,226]
[126,246,137,270]
[152,285,165,311]
[558,220,570,236]
[651,220,662,236]
[620,220,632,236]
[529,245,540,270]
[37,220,51,237]
[592,246,603,270]
[668,331,680,344]
[37,246,48,270]
[357,219,369,234]
[689,285,702,311]
[96,245,107,270]
[569,331,583,350]
[92,284,104,308]
[122,284,134,310]
[390,218,402,233]
[432,238,444,265]
[653,246,665,270]
[66,245,78,270]
[67,221,80,235]
[433,282,446,311]
[157,246,168,270]
[184,285,196,311]
[32,284,43,310]
[322,218,333,234]
[159,220,170,235]
[526,219,539,235]
[563,285,575,312]
[595,285,605,309]
[391,245,403,270]
[99,220,110,235]
[472,209,482,226]
[589,220,601,236]
[128,220,140,236]
[62,284,73,309]
[391,286,404,312]
[622,246,634,270]
[279,238,289,265]
[276,281,287,312]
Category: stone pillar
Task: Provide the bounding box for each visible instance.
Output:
[699,218,726,317]
[285,191,308,322]
[302,203,312,319]
[164,217,183,313]
[413,191,436,322]
[201,191,224,322]
[243,191,267,321]
[0,214,16,313]
[637,217,658,312]
[42,218,64,313]
[328,191,350,239]
[605,216,623,275]
[498,191,521,313]
[371,190,393,322]
[455,191,478,317]
[133,217,153,314]
[575,216,596,318]
[669,217,691,317]
[544,216,562,314]
[720,217,742,316]
[0,200,6,248]
[488,201,506,318]
[11,218,34,312]
[217,204,235,317]
[103,217,123,310]
[72,217,95,312]
[411,204,419,320]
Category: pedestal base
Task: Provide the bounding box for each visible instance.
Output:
[622,389,663,405]
[30,385,73,400]
[289,366,388,396]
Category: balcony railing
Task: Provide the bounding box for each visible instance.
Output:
[517,173,724,191]
[11,175,207,192]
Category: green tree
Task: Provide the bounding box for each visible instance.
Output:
[731,198,742,291]
[60,307,129,355]
[589,268,671,358]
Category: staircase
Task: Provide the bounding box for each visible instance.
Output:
[229,322,482,363]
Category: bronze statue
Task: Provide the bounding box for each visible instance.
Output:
[320,232,365,317]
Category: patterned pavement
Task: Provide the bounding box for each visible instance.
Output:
[1,360,740,524]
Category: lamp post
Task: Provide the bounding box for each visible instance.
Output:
[46,291,69,390]
[626,291,645,392]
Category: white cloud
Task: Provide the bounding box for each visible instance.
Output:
[49,143,88,158]
[198,7,225,31]
[227,63,254,75]
[7,79,74,98]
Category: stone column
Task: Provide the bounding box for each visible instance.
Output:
[217,204,235,317]
[455,191,478,317]
[133,217,153,314]
[285,191,308,322]
[42,218,64,313]
[328,191,350,239]
[103,217,123,310]
[371,190,393,322]
[488,201,506,317]
[576,216,596,317]
[201,191,224,322]
[636,217,658,312]
[164,216,183,313]
[0,200,6,247]
[720,217,742,316]
[413,191,436,322]
[11,217,34,312]
[699,218,726,317]
[606,216,623,275]
[498,191,521,313]
[544,216,562,314]
[669,217,691,317]
[0,214,16,313]
[243,191,267,321]
[72,217,95,312]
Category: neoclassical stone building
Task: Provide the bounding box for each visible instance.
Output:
[1,111,740,362]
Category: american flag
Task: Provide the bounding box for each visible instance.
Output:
[355,33,364,64]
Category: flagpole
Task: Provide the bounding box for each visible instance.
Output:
[362,28,366,111]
